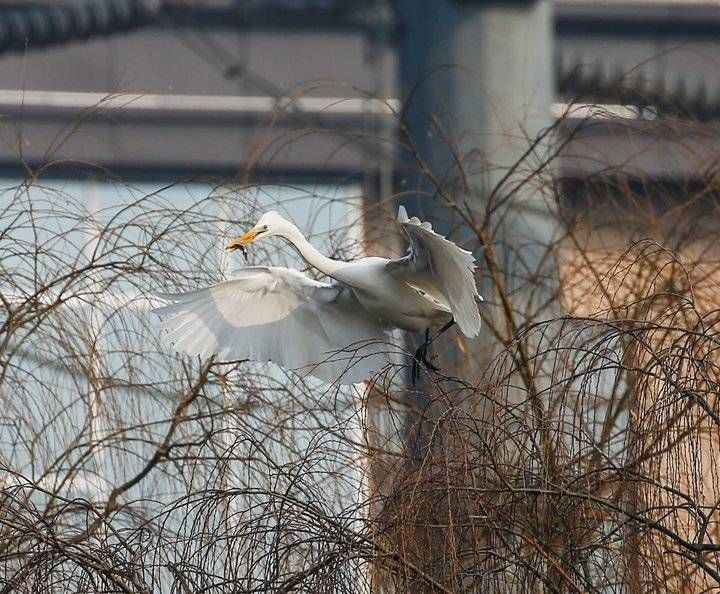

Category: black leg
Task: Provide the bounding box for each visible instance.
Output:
[432,318,456,341]
[411,356,420,384]
[421,319,455,372]
[412,327,445,382]
[412,331,428,383]
[420,329,440,372]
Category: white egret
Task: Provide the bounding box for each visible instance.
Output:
[153,206,482,384]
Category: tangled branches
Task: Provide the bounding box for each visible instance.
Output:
[1,112,720,594]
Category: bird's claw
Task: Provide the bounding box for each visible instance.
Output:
[423,353,440,372]
[412,343,440,383]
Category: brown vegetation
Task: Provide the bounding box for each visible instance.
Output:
[1,101,719,593]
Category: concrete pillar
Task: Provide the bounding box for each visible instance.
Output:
[396,0,557,369]
[391,4,558,586]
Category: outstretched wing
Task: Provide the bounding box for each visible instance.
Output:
[152,266,390,384]
[387,206,481,337]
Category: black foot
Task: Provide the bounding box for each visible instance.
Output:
[411,332,440,383]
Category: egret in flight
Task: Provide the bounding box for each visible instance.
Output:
[153,207,482,384]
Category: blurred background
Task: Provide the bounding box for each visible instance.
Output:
[3,0,720,206]
[3,1,720,592]
[0,0,720,200]
[3,0,720,288]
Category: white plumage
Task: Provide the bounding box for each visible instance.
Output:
[389,206,481,336]
[153,206,482,384]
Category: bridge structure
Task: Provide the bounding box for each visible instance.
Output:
[0,0,717,191]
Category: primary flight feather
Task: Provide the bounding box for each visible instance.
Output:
[153,206,482,384]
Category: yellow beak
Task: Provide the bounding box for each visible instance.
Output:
[227,228,259,251]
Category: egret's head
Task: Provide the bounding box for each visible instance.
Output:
[227,211,288,252]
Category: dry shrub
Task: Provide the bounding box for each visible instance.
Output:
[0,101,719,594]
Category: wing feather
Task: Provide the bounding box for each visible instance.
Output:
[152,266,390,384]
[387,206,482,337]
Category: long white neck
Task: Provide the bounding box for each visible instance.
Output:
[280,224,345,277]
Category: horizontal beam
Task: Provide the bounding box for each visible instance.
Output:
[556,2,720,38]
[0,89,399,117]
